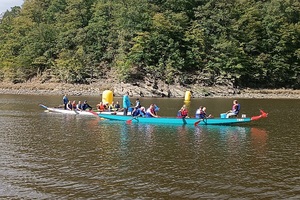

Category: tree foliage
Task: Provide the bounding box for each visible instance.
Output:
[0,0,299,88]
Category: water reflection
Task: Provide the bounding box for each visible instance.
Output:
[107,121,268,157]
[250,127,268,154]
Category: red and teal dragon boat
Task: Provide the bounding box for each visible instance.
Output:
[98,110,268,126]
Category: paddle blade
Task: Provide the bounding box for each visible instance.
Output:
[194,120,201,126]
[126,119,132,124]
[89,110,99,117]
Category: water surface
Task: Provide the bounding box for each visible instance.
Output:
[0,94,299,199]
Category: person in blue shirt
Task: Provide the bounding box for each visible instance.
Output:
[122,92,131,115]
[62,94,68,110]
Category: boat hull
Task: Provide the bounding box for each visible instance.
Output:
[40,104,95,115]
[98,114,252,125]
[39,104,127,116]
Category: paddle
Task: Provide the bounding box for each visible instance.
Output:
[39,104,47,109]
[88,109,100,117]
[194,117,207,126]
[194,119,202,126]
[126,117,138,124]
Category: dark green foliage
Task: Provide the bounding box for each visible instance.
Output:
[0,0,299,88]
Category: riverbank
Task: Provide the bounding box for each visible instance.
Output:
[0,81,299,99]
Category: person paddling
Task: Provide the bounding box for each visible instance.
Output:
[146,104,159,118]
[177,105,189,118]
[226,100,240,118]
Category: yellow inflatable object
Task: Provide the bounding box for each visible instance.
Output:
[102,90,113,104]
[184,91,191,101]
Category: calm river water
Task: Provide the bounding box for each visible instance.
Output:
[0,94,299,199]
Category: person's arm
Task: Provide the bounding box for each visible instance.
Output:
[150,109,158,117]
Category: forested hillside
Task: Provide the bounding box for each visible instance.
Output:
[0,0,299,89]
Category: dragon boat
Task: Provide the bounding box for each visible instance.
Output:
[98,110,268,126]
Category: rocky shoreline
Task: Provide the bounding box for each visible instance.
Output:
[0,81,299,99]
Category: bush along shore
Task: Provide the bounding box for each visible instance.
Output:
[0,81,299,99]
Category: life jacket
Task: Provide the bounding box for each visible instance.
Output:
[200,110,206,119]
[135,101,141,108]
[98,104,105,111]
[177,109,188,118]
[234,104,241,115]
[181,109,188,117]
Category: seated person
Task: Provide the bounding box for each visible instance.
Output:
[96,102,105,112]
[146,104,159,118]
[71,100,76,110]
[76,101,83,111]
[82,100,92,111]
[196,106,212,119]
[67,101,73,110]
[135,98,141,108]
[140,107,146,117]
[226,100,240,118]
[131,106,145,117]
[177,105,189,118]
[195,106,205,119]
[202,107,213,118]
[114,101,121,111]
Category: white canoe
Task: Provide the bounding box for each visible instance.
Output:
[39,104,129,116]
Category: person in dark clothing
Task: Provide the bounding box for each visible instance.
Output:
[62,94,68,110]
[82,100,92,111]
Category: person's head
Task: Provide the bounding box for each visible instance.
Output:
[78,101,81,104]
[199,106,203,110]
[141,107,145,111]
[84,100,87,104]
[233,100,238,104]
[203,107,206,111]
